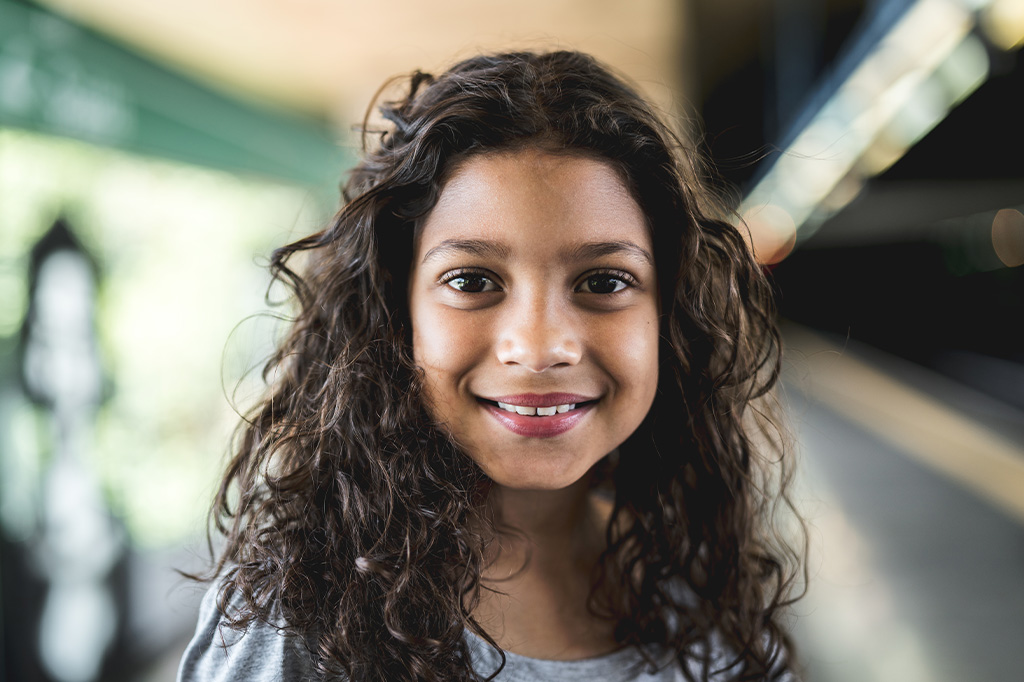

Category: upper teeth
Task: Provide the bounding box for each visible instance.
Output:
[496,402,576,416]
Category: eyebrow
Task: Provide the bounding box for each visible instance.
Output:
[420,238,653,266]
[568,240,654,266]
[420,239,513,265]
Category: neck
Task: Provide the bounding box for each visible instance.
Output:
[471,473,620,660]
[484,472,604,568]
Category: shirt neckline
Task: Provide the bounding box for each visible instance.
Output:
[463,628,652,679]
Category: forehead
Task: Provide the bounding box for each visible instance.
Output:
[440,149,634,204]
[418,149,649,250]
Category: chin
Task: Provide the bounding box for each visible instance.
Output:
[492,477,579,492]
[482,458,597,492]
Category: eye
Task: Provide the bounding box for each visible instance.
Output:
[441,271,500,293]
[576,272,632,294]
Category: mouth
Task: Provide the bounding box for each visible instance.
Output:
[477,397,598,416]
[475,394,599,437]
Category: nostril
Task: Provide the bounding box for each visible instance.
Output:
[495,319,583,371]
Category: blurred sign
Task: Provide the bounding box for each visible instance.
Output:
[0,0,348,186]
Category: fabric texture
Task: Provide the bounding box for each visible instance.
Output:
[177,582,319,682]
[177,582,754,682]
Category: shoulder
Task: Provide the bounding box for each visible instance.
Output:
[176,580,325,682]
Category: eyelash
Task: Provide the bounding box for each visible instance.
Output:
[439,269,500,293]
[438,268,638,294]
[577,269,637,294]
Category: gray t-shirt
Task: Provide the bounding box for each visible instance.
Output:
[177,582,759,682]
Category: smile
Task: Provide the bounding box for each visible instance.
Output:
[477,394,599,437]
[495,401,576,416]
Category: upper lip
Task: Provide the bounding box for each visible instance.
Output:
[481,393,598,407]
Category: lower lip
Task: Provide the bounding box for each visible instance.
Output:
[482,401,596,438]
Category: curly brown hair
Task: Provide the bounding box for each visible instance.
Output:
[206,50,805,681]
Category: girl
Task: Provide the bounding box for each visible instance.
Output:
[179,50,804,681]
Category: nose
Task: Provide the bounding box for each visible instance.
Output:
[495,296,583,372]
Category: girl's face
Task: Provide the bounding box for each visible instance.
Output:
[409,149,659,491]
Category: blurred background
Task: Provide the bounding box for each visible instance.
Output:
[0,0,1021,680]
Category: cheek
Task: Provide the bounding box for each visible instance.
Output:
[410,303,489,424]
[413,306,468,372]
[615,308,660,394]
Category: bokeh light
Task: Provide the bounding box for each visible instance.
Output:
[0,128,319,548]
[741,203,797,265]
[991,207,1024,267]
